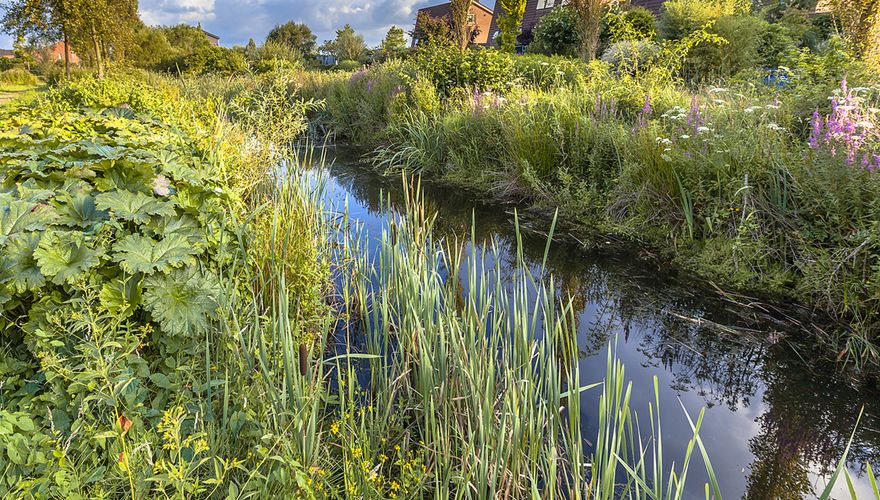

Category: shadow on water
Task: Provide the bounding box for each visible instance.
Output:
[316,146,880,499]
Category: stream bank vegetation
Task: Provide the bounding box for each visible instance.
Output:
[0,70,798,497]
[297,36,880,376]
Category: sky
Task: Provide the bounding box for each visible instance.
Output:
[0,0,498,50]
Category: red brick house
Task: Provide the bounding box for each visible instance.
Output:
[35,41,81,65]
[411,1,495,47]
[487,0,665,50]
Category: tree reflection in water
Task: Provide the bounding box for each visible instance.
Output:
[322,154,880,498]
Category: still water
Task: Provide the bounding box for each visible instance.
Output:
[315,148,878,499]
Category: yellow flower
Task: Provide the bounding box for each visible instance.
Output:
[330,421,340,435]
[390,480,400,491]
[379,453,388,463]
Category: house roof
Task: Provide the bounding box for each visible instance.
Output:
[0,49,15,57]
[417,1,494,16]
[200,28,220,40]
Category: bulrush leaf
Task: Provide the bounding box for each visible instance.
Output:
[112,233,198,274]
[95,190,176,224]
[143,268,220,336]
[34,231,103,285]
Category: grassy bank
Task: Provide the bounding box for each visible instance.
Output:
[296,48,880,373]
[0,70,750,497]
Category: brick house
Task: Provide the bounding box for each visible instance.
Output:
[201,28,221,46]
[35,41,81,64]
[486,0,666,50]
[411,1,495,47]
[0,49,15,59]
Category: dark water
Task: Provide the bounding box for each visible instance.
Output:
[316,148,879,499]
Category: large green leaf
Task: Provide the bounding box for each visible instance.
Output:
[143,268,220,336]
[112,233,198,274]
[34,231,103,285]
[55,190,108,230]
[0,201,57,246]
[95,190,176,224]
[3,233,45,292]
[98,275,142,319]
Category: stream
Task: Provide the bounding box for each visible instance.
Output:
[315,147,879,499]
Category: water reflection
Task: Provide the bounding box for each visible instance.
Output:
[319,149,880,498]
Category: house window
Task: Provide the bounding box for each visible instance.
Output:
[467,12,476,24]
[537,0,555,9]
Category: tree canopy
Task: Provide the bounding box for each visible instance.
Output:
[266,21,316,56]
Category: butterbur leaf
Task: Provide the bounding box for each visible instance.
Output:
[143,268,220,336]
[95,190,176,224]
[4,233,45,292]
[112,234,198,274]
[55,190,108,229]
[34,231,103,285]
[99,275,142,318]
[0,200,57,245]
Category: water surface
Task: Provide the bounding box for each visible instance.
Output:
[317,148,879,499]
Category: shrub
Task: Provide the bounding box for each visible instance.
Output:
[600,39,662,74]
[659,0,746,40]
[604,7,657,43]
[684,15,767,78]
[163,45,248,75]
[335,59,362,71]
[512,53,588,86]
[248,40,304,74]
[0,68,39,85]
[413,46,515,94]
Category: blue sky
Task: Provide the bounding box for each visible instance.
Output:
[0,0,497,50]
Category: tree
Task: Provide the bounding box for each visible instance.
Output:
[328,24,365,62]
[829,0,879,68]
[379,25,407,59]
[58,0,139,77]
[410,11,454,47]
[127,23,174,68]
[1,0,69,77]
[530,5,579,56]
[496,0,526,52]
[570,0,612,60]
[449,0,474,50]
[162,24,212,54]
[266,21,316,56]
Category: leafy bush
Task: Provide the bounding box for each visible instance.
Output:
[659,0,747,40]
[603,7,657,43]
[0,68,39,85]
[684,15,767,78]
[530,6,580,57]
[601,39,662,74]
[413,46,515,94]
[163,45,248,75]
[512,53,588,86]
[335,59,362,71]
[248,40,305,74]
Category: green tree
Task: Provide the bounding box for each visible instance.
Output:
[829,0,879,68]
[266,21,316,55]
[449,0,473,50]
[63,0,139,78]
[497,0,526,52]
[162,24,212,53]
[127,24,174,68]
[1,0,70,76]
[410,11,454,47]
[570,0,610,60]
[379,25,407,59]
[328,24,365,62]
[530,5,579,56]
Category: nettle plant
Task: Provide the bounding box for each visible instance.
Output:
[0,105,234,356]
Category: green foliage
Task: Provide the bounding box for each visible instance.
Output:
[530,5,580,57]
[684,15,768,78]
[379,25,408,60]
[413,46,515,94]
[247,40,305,74]
[659,0,748,40]
[323,24,366,63]
[266,20,317,56]
[0,67,39,85]
[604,7,657,43]
[165,45,248,75]
[497,0,527,52]
[411,10,455,47]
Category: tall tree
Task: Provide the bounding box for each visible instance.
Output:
[1,0,71,76]
[266,21,316,55]
[62,0,139,78]
[410,11,455,47]
[449,0,473,50]
[379,25,407,59]
[570,0,612,60]
[496,0,526,52]
[330,24,365,61]
[830,0,879,68]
